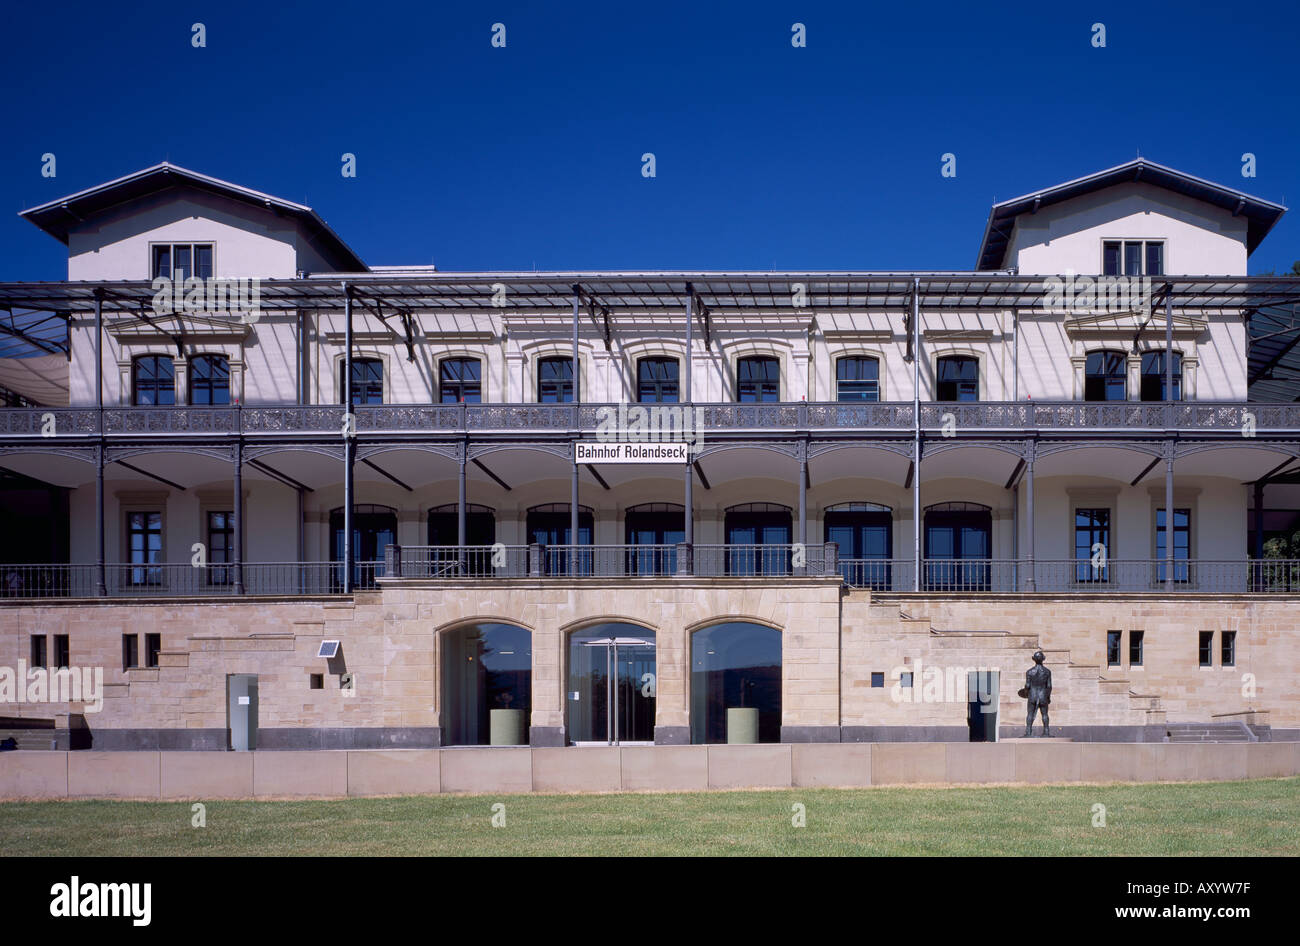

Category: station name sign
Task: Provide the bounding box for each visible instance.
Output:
[574,441,690,463]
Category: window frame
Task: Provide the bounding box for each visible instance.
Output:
[188,353,231,406]
[340,357,385,406]
[1129,630,1144,667]
[1083,350,1127,402]
[150,242,215,281]
[439,357,483,404]
[835,355,881,403]
[934,354,980,402]
[126,510,164,586]
[636,356,680,403]
[735,355,781,403]
[131,354,176,406]
[1139,350,1182,402]
[1106,630,1122,668]
[1101,239,1164,276]
[1221,630,1236,667]
[536,356,575,403]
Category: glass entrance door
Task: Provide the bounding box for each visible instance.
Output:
[568,627,656,744]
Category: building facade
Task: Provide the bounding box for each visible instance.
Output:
[1,159,1298,750]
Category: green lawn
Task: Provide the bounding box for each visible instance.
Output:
[2,777,1298,856]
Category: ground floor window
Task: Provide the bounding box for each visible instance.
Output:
[690,621,781,744]
[825,503,891,588]
[724,503,792,575]
[330,504,396,589]
[442,622,531,746]
[924,503,991,590]
[567,624,656,744]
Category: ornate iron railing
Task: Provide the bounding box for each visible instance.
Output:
[2,401,1298,438]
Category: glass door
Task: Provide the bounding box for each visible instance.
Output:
[568,628,656,745]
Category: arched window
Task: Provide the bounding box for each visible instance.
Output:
[132,355,175,406]
[439,357,481,403]
[1140,351,1182,401]
[736,356,780,402]
[637,357,679,403]
[935,355,979,402]
[330,504,396,589]
[1084,351,1127,401]
[537,356,574,402]
[568,623,656,744]
[690,621,782,744]
[924,502,992,591]
[625,502,685,575]
[527,503,594,575]
[341,358,383,405]
[188,354,230,405]
[427,503,498,576]
[724,503,792,575]
[824,502,892,588]
[836,356,880,402]
[442,622,532,746]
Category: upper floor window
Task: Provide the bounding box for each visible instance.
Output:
[836,355,880,402]
[736,356,779,402]
[637,357,679,403]
[152,243,213,281]
[537,357,574,403]
[440,358,481,403]
[188,354,230,405]
[935,355,978,402]
[1103,240,1163,276]
[341,358,383,405]
[1140,351,1181,401]
[1084,350,1127,401]
[132,355,175,405]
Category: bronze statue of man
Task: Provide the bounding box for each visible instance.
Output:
[1021,650,1052,737]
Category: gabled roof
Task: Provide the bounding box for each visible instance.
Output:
[976,159,1287,271]
[19,162,366,272]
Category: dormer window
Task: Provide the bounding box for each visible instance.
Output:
[1102,240,1163,276]
[152,243,214,280]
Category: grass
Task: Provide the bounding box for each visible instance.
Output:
[2,777,1298,856]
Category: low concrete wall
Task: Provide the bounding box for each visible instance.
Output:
[0,742,1296,800]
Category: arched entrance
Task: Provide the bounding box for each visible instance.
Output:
[690,621,782,744]
[567,622,656,745]
[442,622,532,746]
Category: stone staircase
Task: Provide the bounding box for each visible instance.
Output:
[1164,722,1255,743]
[881,600,1166,728]
[0,716,58,750]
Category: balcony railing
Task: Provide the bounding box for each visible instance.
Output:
[4,555,1299,598]
[3,401,1298,438]
[0,562,385,598]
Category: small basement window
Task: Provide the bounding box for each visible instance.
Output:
[309,674,324,689]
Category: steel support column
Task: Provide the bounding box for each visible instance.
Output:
[911,277,921,591]
[95,443,106,597]
[572,284,581,407]
[458,441,468,575]
[684,282,694,574]
[798,442,808,575]
[685,283,693,403]
[1253,480,1265,560]
[570,458,580,573]
[1164,445,1175,591]
[1165,290,1174,409]
[1024,443,1036,591]
[343,282,354,594]
[232,437,244,594]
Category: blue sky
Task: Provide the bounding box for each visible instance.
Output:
[2,0,1297,280]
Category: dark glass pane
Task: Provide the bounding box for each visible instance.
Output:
[836,357,880,402]
[690,622,782,744]
[538,358,574,403]
[152,245,171,279]
[1124,241,1142,276]
[637,358,679,403]
[442,623,532,746]
[737,357,779,402]
[1102,242,1120,276]
[1145,242,1163,276]
[440,358,482,403]
[173,245,191,281]
[195,245,213,280]
[936,356,978,402]
[568,624,656,744]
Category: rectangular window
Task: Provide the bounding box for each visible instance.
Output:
[439,358,482,403]
[537,357,574,403]
[30,635,47,668]
[145,633,161,669]
[123,634,140,670]
[1103,240,1163,276]
[1106,630,1122,668]
[207,510,233,585]
[900,672,914,689]
[1198,631,1213,668]
[152,243,213,280]
[1129,630,1144,667]
[1075,508,1110,582]
[1221,631,1236,667]
[870,672,884,688]
[53,634,70,668]
[127,511,163,585]
[1156,508,1190,583]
